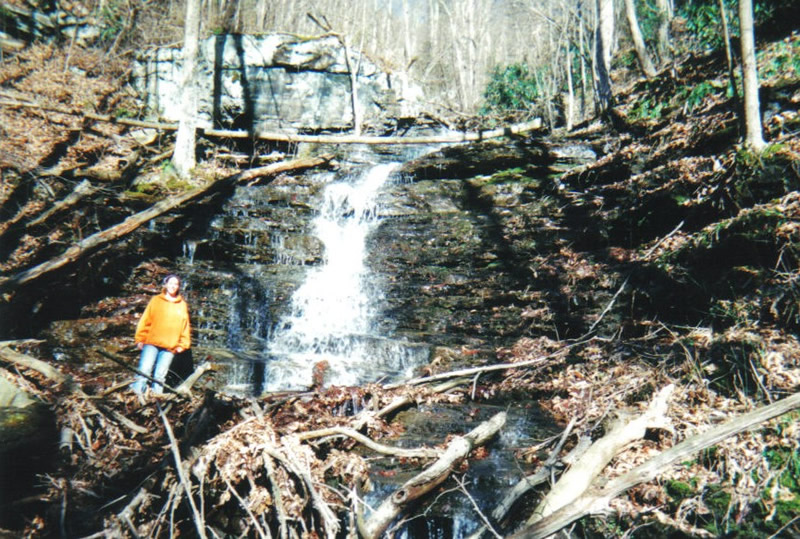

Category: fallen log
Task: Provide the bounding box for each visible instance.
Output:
[0,98,543,144]
[527,384,675,526]
[202,119,544,145]
[0,154,333,292]
[359,411,507,539]
[0,343,70,385]
[26,179,98,229]
[511,390,800,538]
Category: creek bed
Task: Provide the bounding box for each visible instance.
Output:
[363,401,559,537]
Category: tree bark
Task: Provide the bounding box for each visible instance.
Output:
[738,0,766,151]
[623,0,657,78]
[172,0,202,177]
[719,0,740,103]
[655,0,672,63]
[594,0,615,113]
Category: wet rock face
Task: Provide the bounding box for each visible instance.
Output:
[133,34,424,133]
[397,137,595,180]
[25,138,599,391]
[169,172,330,356]
[374,138,598,350]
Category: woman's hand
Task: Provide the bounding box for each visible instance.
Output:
[137,342,144,350]
[174,347,184,354]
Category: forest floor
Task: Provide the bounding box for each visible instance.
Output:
[1,23,800,539]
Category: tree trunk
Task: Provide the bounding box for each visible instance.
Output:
[623,0,657,78]
[565,42,575,130]
[655,0,672,63]
[594,0,615,113]
[719,0,740,103]
[738,0,766,151]
[172,0,202,178]
[344,39,363,136]
[578,0,590,118]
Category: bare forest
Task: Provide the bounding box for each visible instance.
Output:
[1,0,800,537]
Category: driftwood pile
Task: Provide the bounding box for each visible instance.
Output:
[2,338,798,538]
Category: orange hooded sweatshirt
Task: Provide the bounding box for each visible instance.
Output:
[135,293,191,352]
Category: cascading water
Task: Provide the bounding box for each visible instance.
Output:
[171,146,560,538]
[259,162,428,392]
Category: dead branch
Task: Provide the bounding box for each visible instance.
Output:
[263,453,290,539]
[585,274,630,336]
[175,361,218,394]
[0,155,332,292]
[159,404,208,539]
[454,475,502,539]
[262,444,341,539]
[295,426,440,458]
[359,411,507,539]
[384,341,582,388]
[223,477,270,539]
[25,179,98,229]
[512,390,800,538]
[114,477,157,537]
[0,343,69,384]
[101,404,148,435]
[527,384,675,526]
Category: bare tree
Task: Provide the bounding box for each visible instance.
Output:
[623,0,657,78]
[655,0,672,63]
[172,0,202,178]
[719,0,739,102]
[738,0,766,151]
[594,0,615,113]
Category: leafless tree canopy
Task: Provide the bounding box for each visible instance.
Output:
[113,0,617,120]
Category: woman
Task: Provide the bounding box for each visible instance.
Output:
[132,274,192,394]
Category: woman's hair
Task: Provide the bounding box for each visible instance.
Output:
[162,273,181,288]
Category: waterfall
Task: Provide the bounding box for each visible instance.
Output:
[260,162,428,392]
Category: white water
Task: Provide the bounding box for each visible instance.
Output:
[261,163,427,391]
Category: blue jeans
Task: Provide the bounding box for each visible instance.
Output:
[132,344,174,394]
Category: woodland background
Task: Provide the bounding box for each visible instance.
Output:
[1,0,800,538]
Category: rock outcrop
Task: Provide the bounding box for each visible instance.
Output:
[133,34,425,133]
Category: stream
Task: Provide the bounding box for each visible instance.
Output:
[167,146,557,537]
